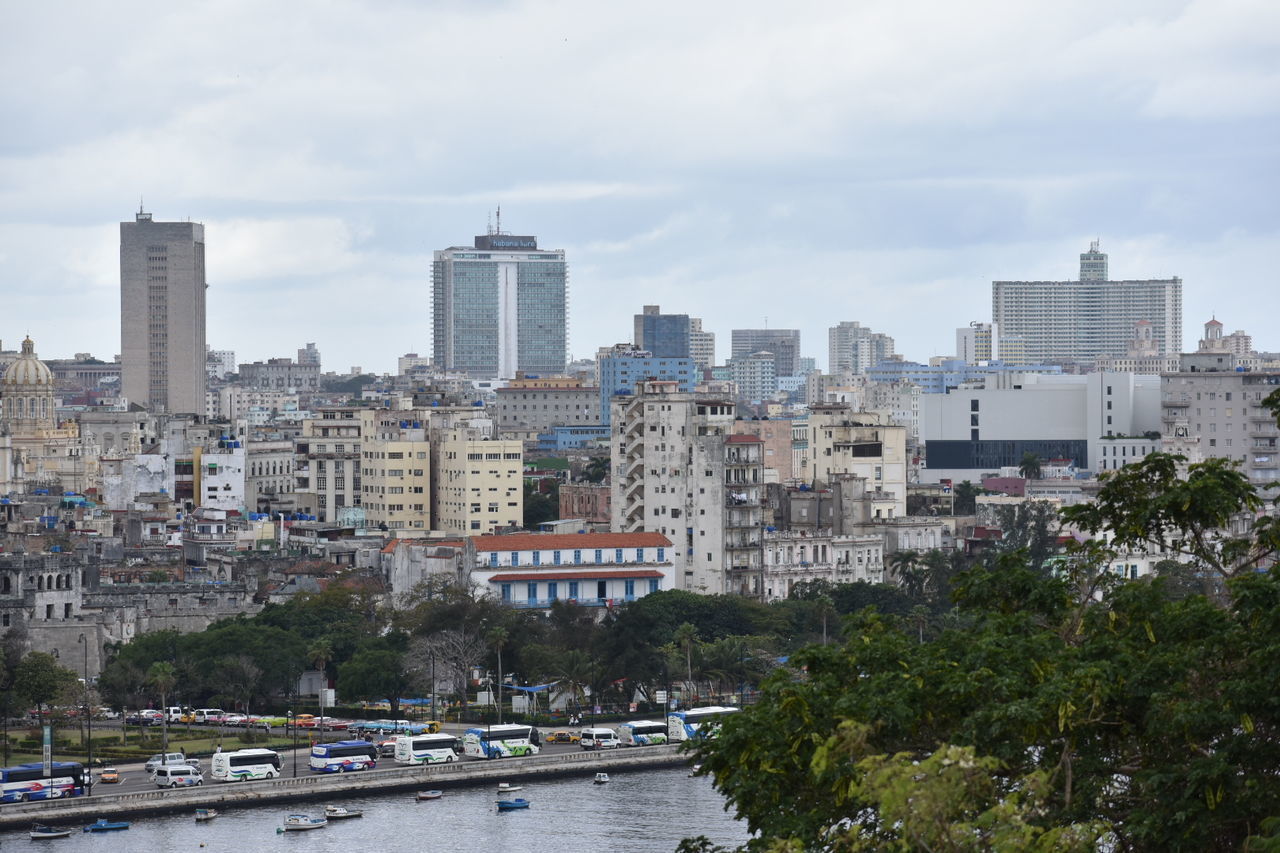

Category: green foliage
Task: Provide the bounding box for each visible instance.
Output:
[1018,451,1043,480]
[13,652,78,712]
[523,480,559,529]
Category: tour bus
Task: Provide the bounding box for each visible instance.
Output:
[619,720,669,746]
[393,733,460,765]
[0,762,85,802]
[579,727,620,750]
[309,739,379,772]
[210,748,282,782]
[461,724,541,759]
[667,706,741,741]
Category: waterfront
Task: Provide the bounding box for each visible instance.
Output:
[3,766,749,851]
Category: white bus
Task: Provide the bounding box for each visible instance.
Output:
[619,720,669,746]
[210,748,281,782]
[462,724,541,759]
[309,740,379,773]
[667,706,740,742]
[394,733,460,765]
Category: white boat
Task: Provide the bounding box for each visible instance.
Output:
[496,782,523,793]
[324,805,363,819]
[594,772,610,784]
[416,790,443,801]
[281,814,328,831]
[194,808,219,822]
[30,823,73,839]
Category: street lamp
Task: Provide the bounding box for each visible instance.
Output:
[77,634,92,796]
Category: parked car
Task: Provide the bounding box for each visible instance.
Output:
[223,714,247,727]
[194,708,225,724]
[152,765,203,788]
[126,709,163,726]
[99,767,121,784]
[546,730,581,744]
[145,752,190,773]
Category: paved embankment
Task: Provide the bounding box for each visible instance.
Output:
[0,746,689,829]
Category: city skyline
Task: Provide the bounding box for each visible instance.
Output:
[2,1,1277,372]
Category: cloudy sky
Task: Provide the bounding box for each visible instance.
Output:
[2,0,1277,373]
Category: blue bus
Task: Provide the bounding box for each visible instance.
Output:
[308,740,378,773]
[667,706,740,742]
[0,762,85,802]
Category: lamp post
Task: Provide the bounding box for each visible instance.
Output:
[429,651,436,727]
[78,635,92,796]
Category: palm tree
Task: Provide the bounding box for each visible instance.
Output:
[146,661,177,754]
[307,639,333,727]
[672,623,698,690]
[1018,451,1043,480]
[486,626,509,724]
[888,551,926,600]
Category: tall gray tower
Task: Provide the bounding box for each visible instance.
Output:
[1079,239,1108,281]
[120,210,207,414]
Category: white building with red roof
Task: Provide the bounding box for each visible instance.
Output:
[470,531,674,611]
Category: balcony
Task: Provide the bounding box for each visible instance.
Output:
[509,595,637,609]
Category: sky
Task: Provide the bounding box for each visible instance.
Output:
[1,0,1277,374]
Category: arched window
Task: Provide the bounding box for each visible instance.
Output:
[37,576,44,591]
[1,576,10,594]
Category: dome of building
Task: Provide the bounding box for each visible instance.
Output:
[1,337,55,389]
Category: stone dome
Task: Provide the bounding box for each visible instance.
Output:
[1,337,55,389]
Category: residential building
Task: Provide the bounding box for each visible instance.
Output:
[729,351,778,402]
[559,483,611,526]
[432,428,523,535]
[610,380,763,594]
[689,318,716,372]
[495,375,600,435]
[760,531,885,601]
[431,226,567,378]
[797,405,908,517]
[597,345,696,426]
[206,348,236,380]
[731,418,795,482]
[1096,320,1181,374]
[955,322,998,364]
[829,321,896,374]
[120,209,207,413]
[237,358,321,392]
[296,342,321,367]
[633,305,691,358]
[198,438,246,513]
[361,436,431,531]
[471,532,674,611]
[992,243,1182,365]
[397,353,433,376]
[292,408,364,523]
[246,438,295,515]
[867,358,1063,393]
[732,329,801,378]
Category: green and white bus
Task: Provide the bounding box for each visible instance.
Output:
[619,720,669,746]
[462,724,540,759]
[394,733,460,765]
[210,748,281,782]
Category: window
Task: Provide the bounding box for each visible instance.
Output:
[594,549,603,563]
[553,551,562,565]
[489,553,498,568]
[511,552,519,567]
[615,548,623,563]
[635,548,644,562]
[500,583,511,602]
[573,550,582,564]
[657,547,665,562]
[569,581,579,599]
[625,579,635,597]
[649,578,659,594]
[548,582,558,601]
[527,582,537,602]
[532,551,541,566]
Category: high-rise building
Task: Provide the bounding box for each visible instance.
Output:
[955,322,998,364]
[732,329,801,378]
[432,225,567,379]
[633,305,691,358]
[689,318,715,372]
[992,243,1182,365]
[828,322,895,373]
[597,345,696,425]
[120,210,207,413]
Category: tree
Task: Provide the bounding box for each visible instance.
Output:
[685,444,1280,851]
[672,622,698,689]
[1018,451,1043,480]
[953,480,983,515]
[523,480,559,529]
[583,456,609,484]
[145,661,177,753]
[336,648,413,718]
[990,499,1062,574]
[886,550,926,601]
[14,652,77,721]
[486,625,509,723]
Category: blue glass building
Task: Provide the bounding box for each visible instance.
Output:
[599,350,695,425]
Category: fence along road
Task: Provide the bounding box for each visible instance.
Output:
[0,745,689,829]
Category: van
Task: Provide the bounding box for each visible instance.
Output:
[152,765,203,788]
[163,706,184,723]
[195,708,225,724]
[579,727,619,750]
[145,752,190,773]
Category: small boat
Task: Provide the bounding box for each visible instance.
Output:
[83,818,131,832]
[416,790,444,801]
[324,805,363,819]
[689,763,703,777]
[496,782,523,793]
[594,772,610,784]
[496,797,531,811]
[195,808,219,822]
[30,823,73,839]
[280,814,328,832]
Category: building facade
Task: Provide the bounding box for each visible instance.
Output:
[120,210,207,414]
[633,305,691,358]
[991,244,1182,365]
[732,329,801,379]
[597,346,696,426]
[432,229,567,379]
[829,321,896,374]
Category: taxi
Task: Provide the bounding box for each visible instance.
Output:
[546,730,581,744]
[99,767,121,784]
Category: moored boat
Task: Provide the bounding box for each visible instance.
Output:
[195,808,219,822]
[324,805,363,819]
[281,814,328,831]
[594,772,610,784]
[497,797,531,811]
[30,823,73,839]
[496,782,523,793]
[416,790,443,801]
[82,818,130,832]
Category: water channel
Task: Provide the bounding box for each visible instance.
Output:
[5,766,749,852]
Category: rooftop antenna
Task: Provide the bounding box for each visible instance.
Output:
[486,210,493,235]
[138,195,145,215]
[495,205,503,235]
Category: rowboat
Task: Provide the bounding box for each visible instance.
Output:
[195,808,219,822]
[30,823,73,839]
[324,805,363,819]
[83,818,130,832]
[496,782,523,793]
[281,814,328,831]
[497,797,530,811]
[416,790,443,801]
[594,772,610,784]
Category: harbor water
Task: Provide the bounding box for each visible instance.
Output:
[5,766,750,851]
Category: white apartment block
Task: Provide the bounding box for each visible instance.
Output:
[361,437,431,531]
[432,429,523,535]
[198,441,246,513]
[797,405,908,518]
[760,531,885,602]
[865,380,922,446]
[610,381,764,594]
[246,439,295,514]
[956,322,998,364]
[689,318,715,372]
[293,408,364,523]
[217,387,299,421]
[829,322,896,374]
